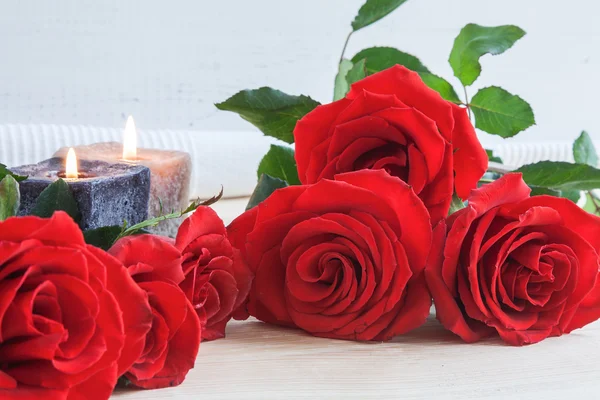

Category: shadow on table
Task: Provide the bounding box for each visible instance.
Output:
[224,314,505,347]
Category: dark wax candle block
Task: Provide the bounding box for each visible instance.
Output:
[11,158,151,230]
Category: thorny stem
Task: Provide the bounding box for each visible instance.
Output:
[589,191,600,215]
[486,162,514,175]
[339,31,353,64]
[463,85,472,120]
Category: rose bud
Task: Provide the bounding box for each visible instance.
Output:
[426,173,600,345]
[176,207,253,341]
[109,235,201,389]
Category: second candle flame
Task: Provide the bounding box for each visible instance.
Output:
[123,115,137,160]
[66,148,78,179]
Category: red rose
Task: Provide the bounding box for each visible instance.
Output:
[294,65,487,223]
[426,174,600,345]
[0,212,152,400]
[176,206,253,341]
[227,169,433,341]
[109,235,201,389]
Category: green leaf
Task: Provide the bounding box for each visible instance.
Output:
[31,179,80,221]
[419,73,461,103]
[516,161,600,191]
[334,59,354,101]
[257,145,300,185]
[0,163,27,182]
[485,149,503,164]
[0,175,20,221]
[246,174,288,211]
[448,192,465,215]
[346,58,367,87]
[573,131,598,167]
[351,47,460,102]
[215,88,320,144]
[527,184,580,202]
[351,0,408,31]
[83,226,123,250]
[529,185,561,198]
[560,189,582,203]
[449,24,526,86]
[583,193,600,215]
[352,47,430,74]
[470,86,535,138]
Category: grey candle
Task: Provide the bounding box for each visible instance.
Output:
[11,156,151,230]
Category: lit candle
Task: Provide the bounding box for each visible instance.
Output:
[54,116,192,237]
[11,149,151,230]
[123,116,137,160]
[65,148,78,179]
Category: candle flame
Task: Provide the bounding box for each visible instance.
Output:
[66,148,78,179]
[123,115,137,160]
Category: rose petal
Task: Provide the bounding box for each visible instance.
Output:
[294,99,351,183]
[346,66,454,140]
[450,104,488,200]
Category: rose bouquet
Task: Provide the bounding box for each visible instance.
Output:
[1,0,600,399]
[0,181,251,398]
[217,0,600,346]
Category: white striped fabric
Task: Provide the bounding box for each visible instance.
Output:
[0,124,274,199]
[1,124,596,198]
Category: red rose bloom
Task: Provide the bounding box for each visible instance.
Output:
[294,65,487,223]
[109,235,201,389]
[0,212,152,400]
[227,169,433,341]
[176,206,253,341]
[426,174,600,345]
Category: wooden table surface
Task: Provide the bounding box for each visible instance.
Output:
[113,198,600,399]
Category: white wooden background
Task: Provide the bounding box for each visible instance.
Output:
[1,0,599,147]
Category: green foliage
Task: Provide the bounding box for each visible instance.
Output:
[583,193,600,215]
[449,24,526,86]
[31,179,81,222]
[573,131,598,167]
[560,189,583,203]
[419,73,461,103]
[470,86,535,138]
[528,186,562,198]
[246,174,288,211]
[485,149,503,164]
[351,0,408,31]
[0,163,27,182]
[517,161,600,191]
[83,226,123,250]
[448,193,465,215]
[0,175,20,221]
[351,47,460,102]
[334,59,354,101]
[334,59,368,101]
[346,59,367,87]
[257,145,300,185]
[352,47,429,74]
[215,88,320,144]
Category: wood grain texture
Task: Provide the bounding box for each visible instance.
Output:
[113,317,600,399]
[112,198,600,399]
